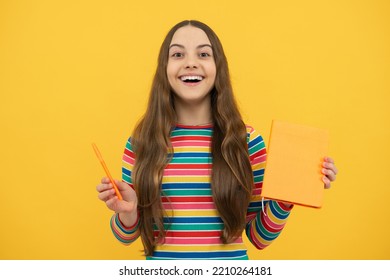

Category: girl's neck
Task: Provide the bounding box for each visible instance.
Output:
[174,98,212,126]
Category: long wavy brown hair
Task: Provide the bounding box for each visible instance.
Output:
[131,20,254,256]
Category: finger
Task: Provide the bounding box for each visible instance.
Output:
[323,176,331,189]
[333,165,338,175]
[115,180,131,191]
[322,161,338,175]
[322,168,337,181]
[96,182,113,192]
[323,157,338,172]
[324,157,335,164]
[101,177,110,184]
[106,196,137,213]
[327,172,337,182]
[106,196,121,211]
[98,188,115,201]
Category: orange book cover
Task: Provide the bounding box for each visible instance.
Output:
[261,120,329,208]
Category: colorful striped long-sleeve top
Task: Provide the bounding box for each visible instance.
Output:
[110,124,293,260]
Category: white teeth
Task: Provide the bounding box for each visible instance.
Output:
[180,75,203,81]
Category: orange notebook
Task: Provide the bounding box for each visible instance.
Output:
[261,120,329,208]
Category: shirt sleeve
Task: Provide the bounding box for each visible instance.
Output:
[245,125,293,250]
[109,137,141,245]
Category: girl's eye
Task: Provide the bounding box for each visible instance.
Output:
[171,52,184,58]
[199,52,211,58]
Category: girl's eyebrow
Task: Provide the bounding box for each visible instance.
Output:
[169,43,213,50]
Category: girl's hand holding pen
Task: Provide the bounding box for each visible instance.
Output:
[96,177,138,227]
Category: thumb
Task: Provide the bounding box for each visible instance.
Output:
[115,179,130,191]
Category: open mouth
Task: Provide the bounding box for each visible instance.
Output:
[180,75,204,84]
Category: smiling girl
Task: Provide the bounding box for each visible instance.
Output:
[96,20,338,260]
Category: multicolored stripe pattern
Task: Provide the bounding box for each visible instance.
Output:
[110,124,292,259]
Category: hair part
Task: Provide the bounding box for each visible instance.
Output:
[131,20,253,256]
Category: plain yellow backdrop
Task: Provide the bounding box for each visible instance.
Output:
[0,0,389,260]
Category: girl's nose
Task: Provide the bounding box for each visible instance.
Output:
[185,54,199,69]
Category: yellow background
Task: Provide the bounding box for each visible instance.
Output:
[0,0,389,260]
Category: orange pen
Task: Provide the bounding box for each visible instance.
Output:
[92,143,123,200]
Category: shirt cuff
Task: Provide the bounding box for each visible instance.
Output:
[116,211,139,230]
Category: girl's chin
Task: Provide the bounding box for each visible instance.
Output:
[173,94,211,105]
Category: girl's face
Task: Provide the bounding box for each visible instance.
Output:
[167,26,216,106]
